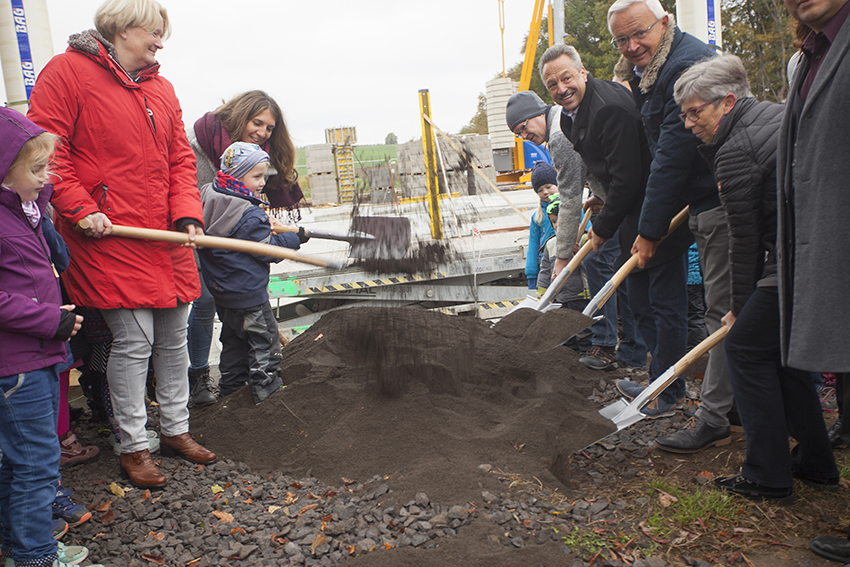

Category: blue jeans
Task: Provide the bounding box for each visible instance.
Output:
[626,253,688,406]
[616,281,647,367]
[0,365,60,565]
[187,261,216,371]
[582,232,619,348]
[726,286,838,488]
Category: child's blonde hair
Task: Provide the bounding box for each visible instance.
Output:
[6,132,59,185]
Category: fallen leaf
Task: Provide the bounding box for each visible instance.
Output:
[242,499,253,504]
[284,492,298,505]
[194,464,205,472]
[109,483,125,498]
[311,534,328,554]
[101,510,116,526]
[383,542,394,550]
[290,482,302,489]
[734,527,755,533]
[224,482,232,488]
[96,501,112,512]
[152,533,165,541]
[348,545,356,556]
[313,333,323,341]
[142,490,151,500]
[696,470,714,481]
[295,503,318,517]
[308,492,321,500]
[141,554,164,565]
[212,510,234,523]
[268,506,282,514]
[230,527,246,535]
[341,477,355,485]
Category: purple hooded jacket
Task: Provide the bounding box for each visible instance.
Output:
[0,107,67,377]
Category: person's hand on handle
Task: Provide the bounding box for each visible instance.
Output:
[721,310,736,329]
[552,257,569,278]
[582,195,604,213]
[589,227,607,252]
[79,213,112,238]
[183,224,204,249]
[631,235,658,269]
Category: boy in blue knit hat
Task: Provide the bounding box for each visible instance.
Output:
[198,142,307,404]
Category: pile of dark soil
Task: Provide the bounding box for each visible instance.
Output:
[191,306,615,503]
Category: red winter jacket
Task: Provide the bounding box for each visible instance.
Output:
[27,30,201,309]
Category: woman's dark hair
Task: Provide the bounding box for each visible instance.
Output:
[215,90,296,192]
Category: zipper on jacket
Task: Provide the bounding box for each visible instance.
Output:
[96,184,108,211]
[144,96,156,133]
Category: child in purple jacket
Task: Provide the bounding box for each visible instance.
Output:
[0,107,86,567]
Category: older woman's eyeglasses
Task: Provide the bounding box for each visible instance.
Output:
[610,16,665,48]
[678,98,720,123]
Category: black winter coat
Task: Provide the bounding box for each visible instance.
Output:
[562,75,692,269]
[697,98,783,316]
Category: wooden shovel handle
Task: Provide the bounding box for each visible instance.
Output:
[576,213,591,246]
[74,218,344,270]
[672,324,729,377]
[590,205,690,312]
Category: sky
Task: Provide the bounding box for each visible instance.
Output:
[2,0,538,147]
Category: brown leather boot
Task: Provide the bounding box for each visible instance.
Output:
[119,449,167,489]
[160,432,217,464]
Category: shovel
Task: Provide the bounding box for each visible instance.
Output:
[75,219,347,270]
[581,206,690,318]
[274,216,410,261]
[598,324,729,431]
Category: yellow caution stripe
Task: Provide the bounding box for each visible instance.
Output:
[304,272,448,295]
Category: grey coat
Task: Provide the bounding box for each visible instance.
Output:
[778,13,850,371]
[544,105,587,260]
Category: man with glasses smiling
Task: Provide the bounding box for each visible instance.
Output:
[608,0,735,454]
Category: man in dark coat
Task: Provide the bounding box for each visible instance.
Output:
[609,0,733,453]
[540,44,692,416]
[776,0,850,561]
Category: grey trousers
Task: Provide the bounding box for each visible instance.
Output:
[100,304,191,453]
[690,207,734,428]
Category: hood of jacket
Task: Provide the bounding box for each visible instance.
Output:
[613,15,677,93]
[0,108,45,183]
[68,29,161,84]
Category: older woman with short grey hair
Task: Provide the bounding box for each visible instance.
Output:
[674,53,839,501]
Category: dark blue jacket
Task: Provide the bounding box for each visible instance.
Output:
[616,25,719,241]
[198,182,301,309]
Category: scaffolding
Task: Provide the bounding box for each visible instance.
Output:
[325,127,357,204]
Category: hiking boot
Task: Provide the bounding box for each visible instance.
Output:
[59,430,99,468]
[713,473,793,502]
[119,449,167,489]
[52,518,68,540]
[616,379,647,399]
[188,366,217,407]
[654,418,731,453]
[579,346,618,371]
[640,397,676,419]
[810,535,850,563]
[252,374,282,405]
[160,432,217,465]
[57,541,88,564]
[53,481,92,528]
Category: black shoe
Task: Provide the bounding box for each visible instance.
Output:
[654,419,731,453]
[828,418,846,448]
[810,535,850,563]
[793,470,840,492]
[713,473,793,502]
[579,346,618,371]
[188,366,218,407]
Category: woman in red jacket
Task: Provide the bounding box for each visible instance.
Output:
[27,0,216,489]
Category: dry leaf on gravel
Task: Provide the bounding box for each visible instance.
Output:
[212,510,234,523]
[311,534,327,554]
[96,501,111,512]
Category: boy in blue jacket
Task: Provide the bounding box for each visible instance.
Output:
[198,142,306,404]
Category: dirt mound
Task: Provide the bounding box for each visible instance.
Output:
[190,306,615,502]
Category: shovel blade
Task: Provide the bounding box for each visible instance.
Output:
[505,296,562,315]
[599,399,629,420]
[350,216,411,260]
